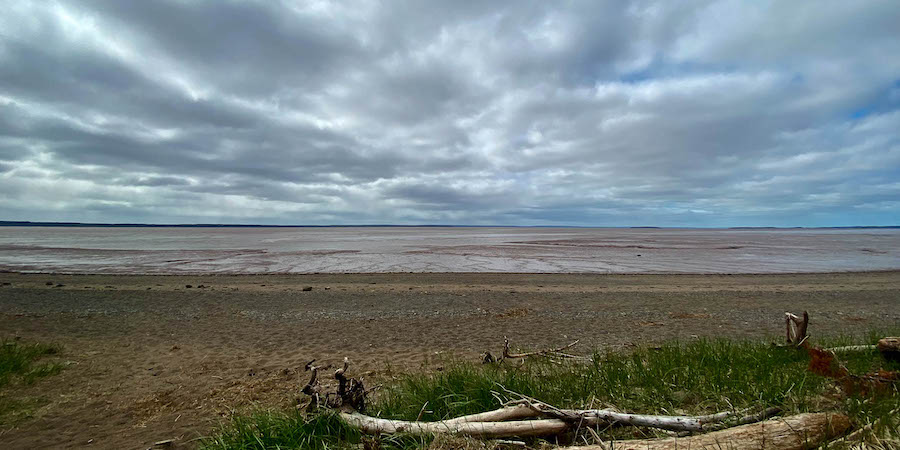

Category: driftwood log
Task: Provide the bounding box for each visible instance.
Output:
[877,337,900,361]
[340,412,569,438]
[303,360,786,439]
[496,388,770,432]
[827,344,877,352]
[442,404,538,424]
[338,404,778,438]
[561,413,851,450]
[827,337,899,360]
[306,318,873,448]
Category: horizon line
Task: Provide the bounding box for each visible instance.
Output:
[1,220,898,230]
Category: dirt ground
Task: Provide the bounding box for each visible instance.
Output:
[1,271,899,449]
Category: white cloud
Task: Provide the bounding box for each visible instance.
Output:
[0,0,898,226]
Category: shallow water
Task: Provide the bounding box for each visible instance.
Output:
[0,226,898,274]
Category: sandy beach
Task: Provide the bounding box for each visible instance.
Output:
[1,271,899,448]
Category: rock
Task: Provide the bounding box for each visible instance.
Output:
[46,282,53,286]
[185,285,192,288]
[302,286,313,291]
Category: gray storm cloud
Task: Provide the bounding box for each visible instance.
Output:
[0,0,898,226]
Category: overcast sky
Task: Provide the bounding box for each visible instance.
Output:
[1,1,899,227]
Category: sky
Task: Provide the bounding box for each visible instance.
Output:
[1,1,899,227]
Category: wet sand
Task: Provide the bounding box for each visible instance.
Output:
[2,226,899,274]
[1,271,899,449]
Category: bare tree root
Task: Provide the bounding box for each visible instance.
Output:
[482,338,593,364]
[302,357,368,411]
[503,338,582,359]
[784,311,810,348]
[561,413,851,450]
[301,359,323,410]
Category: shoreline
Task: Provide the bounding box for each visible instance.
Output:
[3,268,900,276]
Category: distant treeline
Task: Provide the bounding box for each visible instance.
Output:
[0,221,583,228]
[0,221,896,229]
[0,221,458,228]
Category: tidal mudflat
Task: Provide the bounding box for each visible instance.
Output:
[1,226,898,274]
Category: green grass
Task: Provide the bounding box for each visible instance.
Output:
[0,339,63,388]
[0,339,65,425]
[201,332,900,449]
[202,411,360,450]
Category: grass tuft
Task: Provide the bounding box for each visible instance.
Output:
[0,339,64,388]
[0,338,65,425]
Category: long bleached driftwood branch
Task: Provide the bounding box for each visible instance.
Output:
[560,412,851,450]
